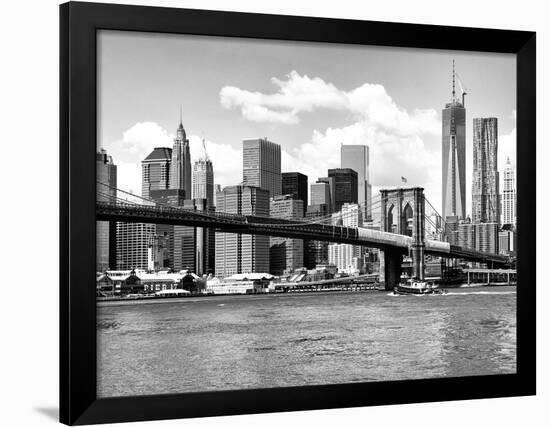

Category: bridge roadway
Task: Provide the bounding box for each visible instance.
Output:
[96,202,508,265]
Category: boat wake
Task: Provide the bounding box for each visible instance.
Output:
[442,291,516,296]
[387,290,515,297]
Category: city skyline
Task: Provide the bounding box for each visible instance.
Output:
[98,30,516,218]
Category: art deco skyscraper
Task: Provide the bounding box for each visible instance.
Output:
[242,138,281,198]
[442,60,466,220]
[472,117,499,224]
[502,157,516,227]
[170,114,192,199]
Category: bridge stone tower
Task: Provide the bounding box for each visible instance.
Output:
[379,187,426,289]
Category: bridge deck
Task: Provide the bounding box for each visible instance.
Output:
[96,202,508,264]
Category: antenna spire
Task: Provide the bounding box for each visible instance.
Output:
[452,59,456,101]
[179,104,182,125]
[202,137,209,161]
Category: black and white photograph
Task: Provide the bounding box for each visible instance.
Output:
[95,30,518,397]
[3,0,546,426]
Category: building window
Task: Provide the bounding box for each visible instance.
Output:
[143,164,150,182]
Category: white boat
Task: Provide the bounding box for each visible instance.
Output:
[394,277,444,295]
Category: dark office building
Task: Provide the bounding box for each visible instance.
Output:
[173,199,215,275]
[328,168,358,212]
[282,172,308,211]
[304,204,330,269]
[149,189,186,270]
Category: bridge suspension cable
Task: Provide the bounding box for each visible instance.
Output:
[96,181,393,229]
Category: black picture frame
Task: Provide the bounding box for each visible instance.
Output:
[60,1,536,425]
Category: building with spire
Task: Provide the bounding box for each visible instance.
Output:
[170,109,192,199]
[192,139,214,207]
[442,60,467,222]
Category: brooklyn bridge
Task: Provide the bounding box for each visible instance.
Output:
[96,182,509,289]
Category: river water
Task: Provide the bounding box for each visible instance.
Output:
[97,287,516,397]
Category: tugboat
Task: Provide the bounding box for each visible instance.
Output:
[393,274,442,295]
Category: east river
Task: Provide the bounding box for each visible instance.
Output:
[97,287,516,397]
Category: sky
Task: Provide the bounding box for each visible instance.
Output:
[97,30,516,216]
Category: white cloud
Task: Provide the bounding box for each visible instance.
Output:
[115,121,174,163]
[102,122,173,195]
[220,71,442,207]
[292,122,441,211]
[188,135,242,189]
[220,71,347,124]
[220,70,439,136]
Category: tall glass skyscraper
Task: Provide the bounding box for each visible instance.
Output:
[442,61,466,220]
[472,117,499,224]
[341,145,371,219]
[242,138,281,198]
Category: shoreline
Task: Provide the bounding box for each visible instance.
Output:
[97,284,516,307]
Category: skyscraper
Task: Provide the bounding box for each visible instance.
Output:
[192,143,214,207]
[442,61,466,220]
[149,188,186,270]
[502,157,516,227]
[118,147,174,272]
[341,145,371,219]
[328,203,363,274]
[282,172,308,209]
[304,204,330,269]
[116,222,155,270]
[269,195,304,275]
[475,222,499,254]
[472,117,499,224]
[141,147,172,200]
[310,181,331,207]
[96,149,117,271]
[242,138,282,198]
[170,115,192,199]
[315,177,335,212]
[328,168,358,212]
[173,199,214,275]
[457,219,476,250]
[215,185,270,278]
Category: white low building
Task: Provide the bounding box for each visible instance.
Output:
[206,273,275,294]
